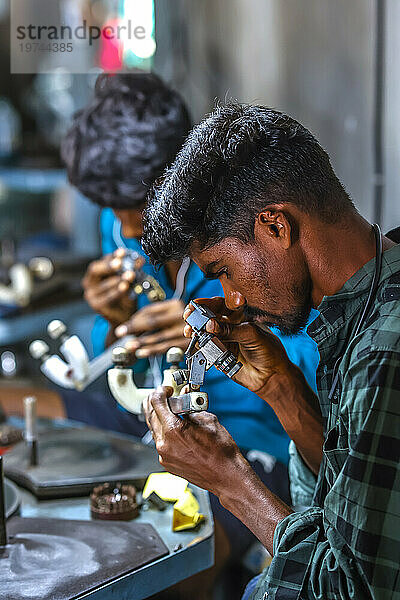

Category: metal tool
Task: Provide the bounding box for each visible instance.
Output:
[183,303,242,378]
[166,303,243,415]
[29,320,135,391]
[24,396,38,467]
[121,250,166,303]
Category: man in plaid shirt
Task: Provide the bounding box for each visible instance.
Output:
[140,103,400,599]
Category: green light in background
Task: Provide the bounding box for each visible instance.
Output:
[121,0,155,69]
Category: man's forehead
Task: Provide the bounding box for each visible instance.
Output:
[190,238,236,272]
[190,237,246,269]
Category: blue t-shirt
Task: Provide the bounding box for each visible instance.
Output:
[92,209,320,465]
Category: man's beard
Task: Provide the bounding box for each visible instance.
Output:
[243,280,313,336]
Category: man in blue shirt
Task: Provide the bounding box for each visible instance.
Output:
[62,73,319,575]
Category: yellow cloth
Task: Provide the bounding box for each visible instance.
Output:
[142,473,205,531]
[142,472,188,502]
[172,489,205,532]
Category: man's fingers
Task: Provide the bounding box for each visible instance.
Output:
[141,299,184,316]
[93,280,133,307]
[85,278,133,312]
[183,324,192,338]
[145,386,180,432]
[145,312,183,331]
[184,410,219,428]
[183,312,236,341]
[137,256,146,269]
[102,284,131,306]
[116,312,181,338]
[113,248,126,258]
[85,275,123,297]
[182,297,245,343]
[121,270,136,283]
[204,320,267,348]
[113,250,145,273]
[135,325,185,348]
[116,300,185,338]
[92,256,122,278]
[143,395,162,440]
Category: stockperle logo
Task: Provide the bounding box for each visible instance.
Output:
[10,0,156,74]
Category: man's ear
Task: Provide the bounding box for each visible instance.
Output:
[254,208,292,249]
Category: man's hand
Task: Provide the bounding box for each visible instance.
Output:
[82,249,144,326]
[184,297,323,474]
[115,299,188,357]
[144,386,292,553]
[183,297,292,394]
[144,386,248,494]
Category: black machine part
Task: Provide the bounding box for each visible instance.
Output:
[3,425,162,499]
[0,517,168,600]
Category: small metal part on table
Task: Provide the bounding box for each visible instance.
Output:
[24,395,38,467]
[90,482,139,521]
[145,491,168,511]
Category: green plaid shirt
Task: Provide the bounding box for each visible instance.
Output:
[252,243,400,600]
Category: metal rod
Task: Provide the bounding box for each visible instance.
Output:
[0,456,7,546]
[24,396,38,467]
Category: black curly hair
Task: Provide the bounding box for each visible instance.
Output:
[142,103,355,266]
[61,72,191,209]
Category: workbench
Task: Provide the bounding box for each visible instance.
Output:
[1,417,214,600]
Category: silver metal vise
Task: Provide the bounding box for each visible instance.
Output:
[167,303,243,414]
[107,346,191,415]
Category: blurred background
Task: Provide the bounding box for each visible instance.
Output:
[0,0,399,398]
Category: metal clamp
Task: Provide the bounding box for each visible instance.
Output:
[121,250,166,303]
[107,346,192,415]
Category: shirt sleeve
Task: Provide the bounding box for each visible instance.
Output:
[265,350,400,600]
[288,441,317,509]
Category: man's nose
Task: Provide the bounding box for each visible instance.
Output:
[221,282,246,310]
